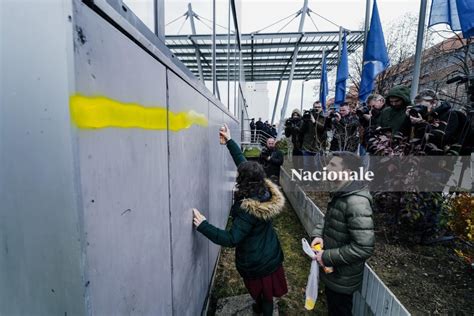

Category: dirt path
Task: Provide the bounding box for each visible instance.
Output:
[207,199,329,315]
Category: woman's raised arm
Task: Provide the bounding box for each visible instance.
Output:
[219,124,247,167]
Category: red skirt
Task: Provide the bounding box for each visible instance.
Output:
[243,265,288,301]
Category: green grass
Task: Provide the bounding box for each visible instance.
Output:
[207,199,328,315]
[243,147,262,158]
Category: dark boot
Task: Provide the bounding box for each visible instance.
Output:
[252,295,263,314]
[261,299,273,316]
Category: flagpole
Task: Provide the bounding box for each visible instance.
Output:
[300,80,305,113]
[338,26,343,61]
[363,0,371,57]
[411,0,428,100]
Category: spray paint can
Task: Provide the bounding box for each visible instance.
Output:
[219,126,227,144]
[312,243,334,274]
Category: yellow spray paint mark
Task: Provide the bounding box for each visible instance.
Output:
[70,94,208,131]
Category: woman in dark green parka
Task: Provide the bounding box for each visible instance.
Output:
[193,124,287,315]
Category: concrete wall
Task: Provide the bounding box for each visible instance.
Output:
[0,1,85,315]
[0,0,239,315]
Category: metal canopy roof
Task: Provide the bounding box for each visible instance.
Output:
[165,31,364,81]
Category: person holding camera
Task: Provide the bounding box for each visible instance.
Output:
[260,138,284,184]
[377,85,412,137]
[284,108,303,156]
[357,94,385,155]
[329,103,360,153]
[300,101,328,171]
[408,89,460,150]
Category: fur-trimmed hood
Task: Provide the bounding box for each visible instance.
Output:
[240,179,285,220]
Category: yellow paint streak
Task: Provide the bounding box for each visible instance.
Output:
[70,94,207,131]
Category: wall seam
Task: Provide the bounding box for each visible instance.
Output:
[165,69,175,315]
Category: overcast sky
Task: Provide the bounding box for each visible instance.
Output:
[125,0,440,121]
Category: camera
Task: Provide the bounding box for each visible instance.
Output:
[408,105,428,117]
[302,110,313,120]
[285,117,298,127]
[356,106,370,117]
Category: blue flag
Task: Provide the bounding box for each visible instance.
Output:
[334,31,349,109]
[320,52,328,113]
[358,0,389,102]
[428,0,474,38]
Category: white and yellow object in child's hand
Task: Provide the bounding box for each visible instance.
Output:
[302,238,320,310]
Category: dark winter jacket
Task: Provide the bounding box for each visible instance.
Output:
[413,101,460,150]
[260,148,284,178]
[284,112,303,151]
[300,111,327,152]
[330,114,360,152]
[378,86,412,136]
[311,182,374,294]
[197,139,285,279]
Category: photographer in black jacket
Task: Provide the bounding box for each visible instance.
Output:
[329,103,360,153]
[284,109,303,156]
[357,94,385,155]
[408,89,460,151]
[300,101,328,171]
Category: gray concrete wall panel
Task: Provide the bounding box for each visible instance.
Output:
[72,3,172,315]
[208,105,225,278]
[0,1,85,315]
[1,0,240,314]
[168,70,211,316]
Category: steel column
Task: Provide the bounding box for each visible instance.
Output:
[271,79,283,125]
[212,0,217,96]
[300,80,305,113]
[188,3,204,82]
[154,0,165,42]
[277,0,309,136]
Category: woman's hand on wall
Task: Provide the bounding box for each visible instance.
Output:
[219,123,231,144]
[192,208,206,228]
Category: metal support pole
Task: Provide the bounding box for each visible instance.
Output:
[338,26,343,62]
[212,0,217,96]
[188,3,204,82]
[227,0,231,109]
[300,80,305,113]
[363,0,371,57]
[154,0,165,42]
[277,0,308,136]
[271,79,283,125]
[410,0,428,100]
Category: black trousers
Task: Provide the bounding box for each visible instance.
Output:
[325,286,353,316]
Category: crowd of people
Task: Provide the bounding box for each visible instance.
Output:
[191,85,471,316]
[193,125,373,316]
[250,118,278,144]
[284,86,471,160]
